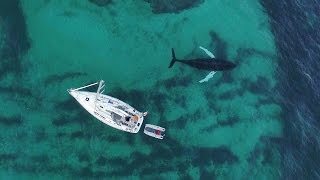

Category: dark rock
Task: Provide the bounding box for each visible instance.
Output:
[0,115,23,126]
[78,153,90,163]
[88,0,112,7]
[192,146,238,166]
[44,72,87,85]
[0,153,17,163]
[0,0,30,79]
[96,156,108,166]
[144,0,204,14]
[70,131,85,139]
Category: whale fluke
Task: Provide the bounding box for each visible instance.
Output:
[168,48,177,68]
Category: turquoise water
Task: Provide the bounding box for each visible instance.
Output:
[0,0,282,179]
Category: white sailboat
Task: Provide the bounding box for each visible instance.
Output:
[68,80,147,133]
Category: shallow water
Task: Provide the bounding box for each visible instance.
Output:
[0,0,317,179]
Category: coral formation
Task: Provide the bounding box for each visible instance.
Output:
[88,0,112,7]
[144,0,204,14]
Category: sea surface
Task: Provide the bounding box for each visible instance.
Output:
[0,0,318,179]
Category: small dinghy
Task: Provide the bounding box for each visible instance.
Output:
[144,124,165,139]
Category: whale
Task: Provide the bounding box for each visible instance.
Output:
[168,48,236,71]
[168,47,236,83]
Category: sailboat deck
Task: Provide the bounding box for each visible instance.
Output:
[95,94,143,130]
[68,80,145,133]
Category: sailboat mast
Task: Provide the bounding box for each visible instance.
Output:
[95,80,105,107]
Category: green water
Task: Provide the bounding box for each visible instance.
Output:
[0,0,282,179]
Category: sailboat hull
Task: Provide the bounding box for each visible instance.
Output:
[69,90,144,133]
